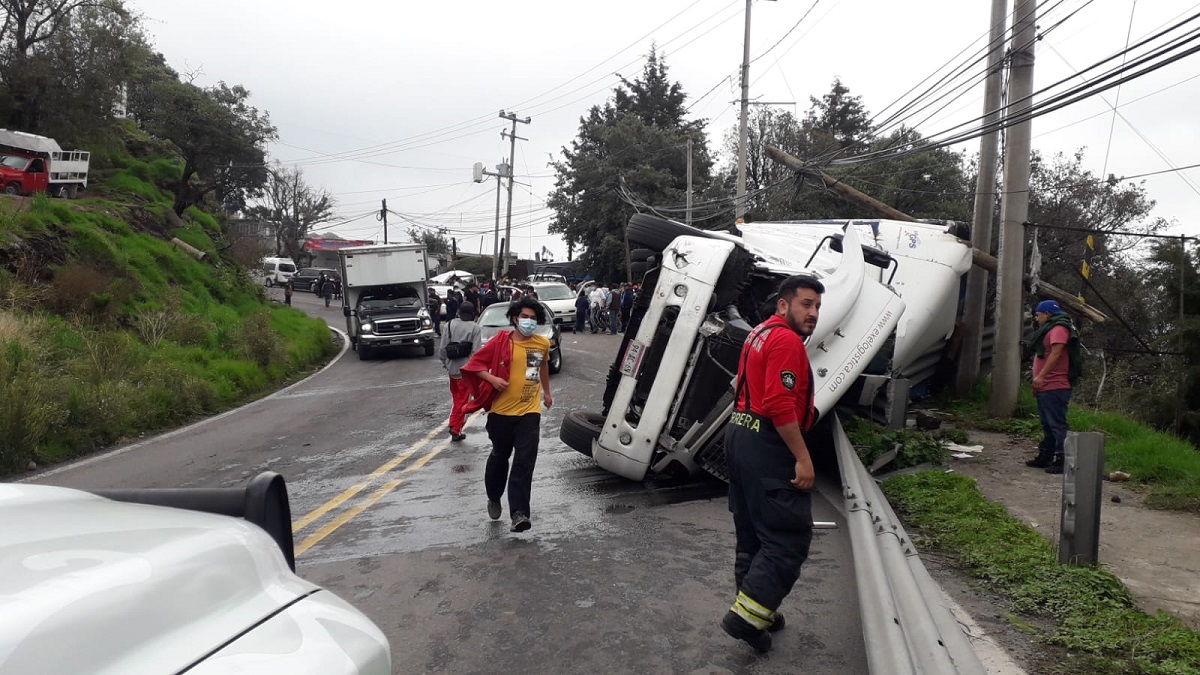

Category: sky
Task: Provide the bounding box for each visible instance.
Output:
[128,0,1200,260]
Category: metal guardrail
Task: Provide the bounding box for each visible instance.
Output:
[832,413,986,674]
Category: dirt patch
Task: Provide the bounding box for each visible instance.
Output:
[942,427,1200,631]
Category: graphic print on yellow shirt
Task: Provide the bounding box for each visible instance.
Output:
[491,334,550,417]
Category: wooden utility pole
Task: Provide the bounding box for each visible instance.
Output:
[380,198,388,244]
[990,0,1038,418]
[686,137,694,225]
[956,0,1010,395]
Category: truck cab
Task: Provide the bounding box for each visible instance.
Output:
[339,244,436,360]
[0,129,89,198]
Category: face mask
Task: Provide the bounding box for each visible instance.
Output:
[517,318,537,336]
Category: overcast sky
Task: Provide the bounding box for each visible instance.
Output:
[129,0,1200,259]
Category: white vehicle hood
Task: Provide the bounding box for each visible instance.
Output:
[0,483,318,674]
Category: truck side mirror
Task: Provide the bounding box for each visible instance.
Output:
[343,307,352,317]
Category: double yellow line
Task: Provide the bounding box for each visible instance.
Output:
[292,411,482,555]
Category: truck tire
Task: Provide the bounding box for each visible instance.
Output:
[65,185,78,199]
[559,410,604,457]
[3,183,19,196]
[423,341,435,357]
[626,213,714,253]
[358,344,372,360]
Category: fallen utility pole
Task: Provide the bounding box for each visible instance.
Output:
[763,144,1107,327]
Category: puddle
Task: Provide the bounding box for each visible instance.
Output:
[604,504,636,515]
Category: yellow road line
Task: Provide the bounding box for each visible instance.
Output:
[292,424,442,532]
[292,410,484,556]
[294,439,452,555]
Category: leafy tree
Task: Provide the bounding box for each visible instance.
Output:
[548,48,711,283]
[1136,239,1200,441]
[0,0,115,129]
[134,78,276,214]
[805,77,873,153]
[245,163,334,260]
[407,225,450,255]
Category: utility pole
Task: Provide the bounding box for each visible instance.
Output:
[500,110,531,278]
[990,0,1038,418]
[735,0,754,221]
[955,0,1009,396]
[380,198,388,244]
[473,159,510,281]
[686,137,694,224]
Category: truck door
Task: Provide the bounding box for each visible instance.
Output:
[26,158,48,194]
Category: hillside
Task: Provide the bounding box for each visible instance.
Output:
[0,124,335,476]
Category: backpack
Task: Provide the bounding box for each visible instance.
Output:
[444,319,474,359]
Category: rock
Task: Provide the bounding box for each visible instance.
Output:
[915,411,942,430]
[26,460,36,471]
[1112,495,1122,504]
[1108,471,1131,482]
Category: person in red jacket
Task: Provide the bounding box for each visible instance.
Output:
[720,274,823,653]
[460,297,553,533]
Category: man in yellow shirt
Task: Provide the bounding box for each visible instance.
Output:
[471,298,553,532]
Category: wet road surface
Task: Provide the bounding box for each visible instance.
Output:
[29,289,869,673]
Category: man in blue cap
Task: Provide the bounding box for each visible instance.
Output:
[1025,299,1078,473]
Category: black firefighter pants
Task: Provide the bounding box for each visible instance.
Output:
[485,412,541,517]
[725,416,814,612]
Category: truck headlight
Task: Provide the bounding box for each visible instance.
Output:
[360,323,373,333]
[418,308,432,328]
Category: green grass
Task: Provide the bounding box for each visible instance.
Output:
[843,415,948,469]
[944,379,1200,513]
[884,471,1200,674]
[0,154,334,474]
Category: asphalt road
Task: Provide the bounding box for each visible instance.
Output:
[28,288,869,674]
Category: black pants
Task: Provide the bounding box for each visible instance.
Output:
[485,412,541,517]
[725,415,814,611]
[431,312,441,336]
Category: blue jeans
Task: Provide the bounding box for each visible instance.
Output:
[1036,389,1072,461]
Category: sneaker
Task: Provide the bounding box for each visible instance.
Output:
[1045,458,1064,474]
[487,500,502,520]
[450,431,466,442]
[720,610,772,653]
[510,512,531,532]
[1025,456,1053,468]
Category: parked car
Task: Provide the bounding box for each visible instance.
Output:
[293,267,337,293]
[0,474,391,674]
[527,282,577,330]
[477,300,563,374]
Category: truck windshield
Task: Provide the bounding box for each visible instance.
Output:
[359,286,421,311]
[0,155,28,170]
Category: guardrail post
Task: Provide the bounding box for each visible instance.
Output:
[1058,431,1105,565]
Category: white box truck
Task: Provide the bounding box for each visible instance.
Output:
[0,128,89,198]
[338,244,436,360]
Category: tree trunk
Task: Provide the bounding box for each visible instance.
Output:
[174,163,196,215]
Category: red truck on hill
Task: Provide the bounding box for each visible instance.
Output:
[0,128,90,198]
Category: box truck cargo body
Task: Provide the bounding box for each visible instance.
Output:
[338,244,435,359]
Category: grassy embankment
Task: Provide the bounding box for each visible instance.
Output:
[845,382,1200,673]
[0,145,334,476]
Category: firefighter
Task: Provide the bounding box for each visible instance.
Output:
[720,274,823,653]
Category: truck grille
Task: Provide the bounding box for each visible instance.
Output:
[374,318,420,335]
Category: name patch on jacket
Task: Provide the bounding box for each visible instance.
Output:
[730,411,762,432]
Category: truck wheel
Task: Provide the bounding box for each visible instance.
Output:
[626,213,714,252]
[549,347,562,374]
[559,410,604,457]
[423,342,435,357]
[3,183,19,196]
[65,185,78,199]
[358,345,371,360]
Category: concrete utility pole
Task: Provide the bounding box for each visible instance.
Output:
[474,160,509,280]
[500,110,531,278]
[735,0,775,220]
[686,137,694,225]
[955,0,1010,396]
[990,0,1038,418]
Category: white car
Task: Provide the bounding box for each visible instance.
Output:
[0,476,390,675]
[527,282,578,330]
